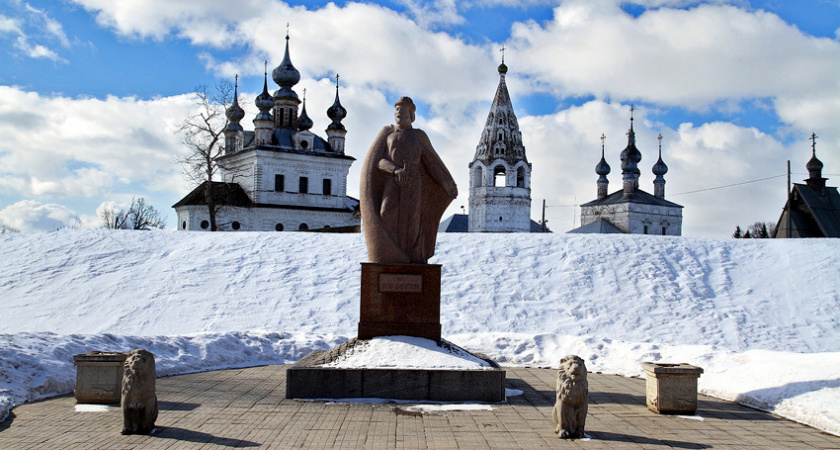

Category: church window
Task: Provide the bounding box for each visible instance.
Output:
[275,174,285,192]
[661,226,667,235]
[200,220,209,230]
[299,177,309,194]
[472,166,483,188]
[300,140,308,149]
[232,221,241,230]
[493,166,506,187]
[299,223,309,231]
[644,225,649,234]
[499,216,503,221]
[516,166,526,188]
[182,221,186,230]
[323,179,332,196]
[275,223,284,231]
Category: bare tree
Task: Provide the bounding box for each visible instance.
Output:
[175,81,236,232]
[101,204,129,229]
[129,197,166,230]
[0,223,20,233]
[101,198,166,230]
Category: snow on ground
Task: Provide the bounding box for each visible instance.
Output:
[0,230,839,435]
[319,336,493,369]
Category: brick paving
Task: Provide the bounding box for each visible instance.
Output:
[1,365,839,449]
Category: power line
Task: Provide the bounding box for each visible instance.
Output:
[670,174,787,196]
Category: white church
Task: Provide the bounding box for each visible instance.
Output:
[570,111,683,235]
[439,58,542,233]
[173,35,360,232]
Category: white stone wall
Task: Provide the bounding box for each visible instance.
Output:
[580,203,682,235]
[175,204,359,232]
[220,150,352,210]
[468,159,532,232]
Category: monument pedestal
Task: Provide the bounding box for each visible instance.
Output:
[287,262,506,402]
[358,263,441,341]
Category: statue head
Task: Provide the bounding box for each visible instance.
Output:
[394,96,416,128]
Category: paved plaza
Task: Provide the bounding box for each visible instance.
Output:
[1,364,838,449]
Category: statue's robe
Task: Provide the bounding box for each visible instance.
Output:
[360,125,456,264]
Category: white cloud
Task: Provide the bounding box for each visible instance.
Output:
[507,3,840,109]
[0,200,97,232]
[0,86,191,200]
[0,2,71,61]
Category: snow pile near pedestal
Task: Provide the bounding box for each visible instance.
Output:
[318,336,492,369]
[1,230,839,436]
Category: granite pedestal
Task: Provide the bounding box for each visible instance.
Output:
[642,362,704,414]
[358,263,441,341]
[73,351,128,404]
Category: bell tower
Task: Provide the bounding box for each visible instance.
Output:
[468,51,532,232]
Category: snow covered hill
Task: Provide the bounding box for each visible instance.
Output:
[1,230,839,434]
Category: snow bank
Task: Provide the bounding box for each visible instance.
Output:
[1,230,839,435]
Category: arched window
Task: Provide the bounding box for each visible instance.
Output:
[516,166,526,188]
[200,220,209,230]
[493,166,506,187]
[182,221,186,230]
[275,223,284,231]
[472,166,483,188]
[299,223,309,231]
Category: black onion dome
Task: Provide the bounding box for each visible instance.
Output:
[272,35,300,88]
[327,86,347,121]
[226,81,245,124]
[596,155,611,176]
[652,155,668,176]
[298,101,313,131]
[498,62,508,74]
[807,154,824,172]
[255,75,275,111]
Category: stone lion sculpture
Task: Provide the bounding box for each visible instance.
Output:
[121,349,158,435]
[553,355,588,439]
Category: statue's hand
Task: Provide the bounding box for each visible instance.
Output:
[394,168,407,185]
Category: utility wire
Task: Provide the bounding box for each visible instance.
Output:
[670,174,786,196]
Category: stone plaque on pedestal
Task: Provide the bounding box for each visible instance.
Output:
[358,263,441,341]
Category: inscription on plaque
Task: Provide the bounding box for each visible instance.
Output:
[379,273,423,293]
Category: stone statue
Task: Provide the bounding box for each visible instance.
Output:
[360,97,457,264]
[121,349,159,435]
[553,355,588,439]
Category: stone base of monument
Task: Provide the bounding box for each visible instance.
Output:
[357,263,442,341]
[641,362,704,414]
[287,337,506,403]
[73,351,128,404]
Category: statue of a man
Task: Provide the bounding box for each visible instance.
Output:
[360,97,458,264]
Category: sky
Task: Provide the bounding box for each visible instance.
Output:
[1,0,839,236]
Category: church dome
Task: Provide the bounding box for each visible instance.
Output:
[596,156,611,176]
[272,35,300,89]
[498,62,508,74]
[652,155,668,176]
[226,78,245,123]
[298,101,313,131]
[807,154,824,173]
[255,77,275,111]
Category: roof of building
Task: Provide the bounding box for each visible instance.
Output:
[172,181,253,208]
[437,214,549,233]
[472,62,527,165]
[580,188,683,209]
[778,183,840,238]
[567,219,625,234]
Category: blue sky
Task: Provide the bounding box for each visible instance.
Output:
[1,0,839,236]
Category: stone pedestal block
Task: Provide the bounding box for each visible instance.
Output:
[641,362,704,414]
[73,351,128,404]
[358,263,441,341]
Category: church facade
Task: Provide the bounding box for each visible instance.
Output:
[173,35,359,232]
[571,112,683,235]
